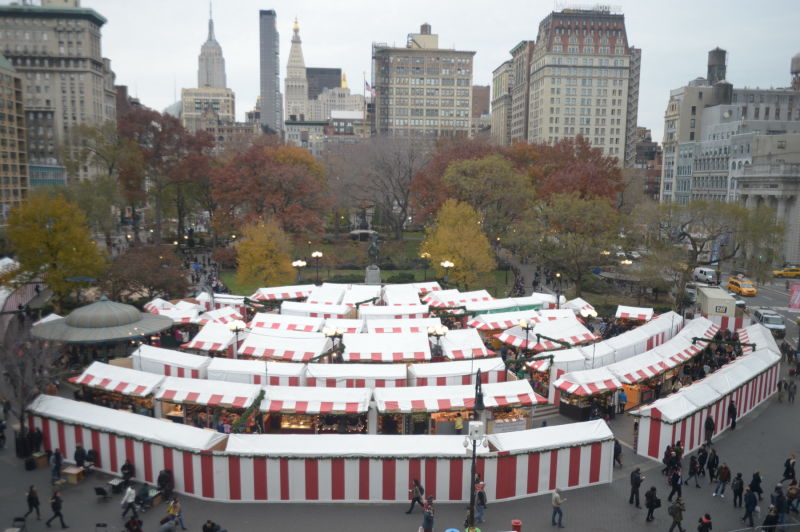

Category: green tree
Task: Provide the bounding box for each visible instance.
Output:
[57,175,123,249]
[5,193,106,311]
[442,154,535,242]
[235,220,295,287]
[421,200,496,289]
[513,193,620,296]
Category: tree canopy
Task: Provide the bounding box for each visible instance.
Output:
[235,220,295,287]
[101,245,189,302]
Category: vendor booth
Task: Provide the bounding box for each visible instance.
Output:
[367,317,441,334]
[373,380,545,435]
[438,328,493,359]
[602,327,650,361]
[131,345,210,379]
[606,351,674,409]
[156,376,262,430]
[305,363,407,388]
[250,284,315,302]
[323,318,364,334]
[408,357,510,386]
[193,307,244,326]
[305,283,348,305]
[151,306,199,325]
[413,281,441,295]
[552,367,623,421]
[249,312,324,332]
[196,293,247,315]
[280,301,351,319]
[340,285,382,307]
[340,332,432,363]
[382,284,423,306]
[526,347,589,401]
[651,335,704,367]
[615,305,654,322]
[260,385,371,434]
[72,361,164,415]
[181,322,245,357]
[426,289,494,308]
[635,311,684,349]
[494,316,595,351]
[467,309,543,332]
[206,358,306,386]
[358,304,429,320]
[462,297,540,315]
[238,332,331,362]
[564,298,596,316]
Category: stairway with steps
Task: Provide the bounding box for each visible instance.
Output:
[532,403,559,421]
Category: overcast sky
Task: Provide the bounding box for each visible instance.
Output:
[77,0,799,142]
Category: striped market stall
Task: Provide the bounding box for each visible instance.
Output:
[341,332,431,363]
[615,306,654,322]
[250,285,315,302]
[305,363,407,388]
[437,328,494,360]
[206,358,306,386]
[249,313,324,332]
[358,305,429,320]
[130,345,210,379]
[260,386,371,434]
[323,318,365,334]
[366,317,442,334]
[408,357,511,386]
[193,307,244,326]
[182,322,246,357]
[238,332,331,362]
[280,301,351,319]
[71,362,164,414]
[382,284,423,306]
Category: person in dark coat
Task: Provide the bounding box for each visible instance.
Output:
[727,401,737,430]
[406,478,424,513]
[45,490,67,528]
[704,415,715,446]
[73,444,86,469]
[742,487,758,526]
[645,486,659,522]
[121,459,135,487]
[667,468,683,502]
[697,513,712,532]
[750,470,764,500]
[782,454,796,482]
[613,439,623,467]
[761,506,779,529]
[697,445,708,477]
[707,449,720,482]
[629,467,643,507]
[33,428,43,452]
[421,497,434,532]
[23,485,40,519]
[732,472,745,508]
[685,455,701,488]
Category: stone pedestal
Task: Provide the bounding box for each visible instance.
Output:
[365,265,381,285]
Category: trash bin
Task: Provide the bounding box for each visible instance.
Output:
[512,519,523,532]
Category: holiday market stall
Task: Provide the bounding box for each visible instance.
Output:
[249,313,324,332]
[462,296,543,315]
[280,301,352,319]
[467,310,543,332]
[373,380,545,435]
[181,322,245,358]
[206,358,306,386]
[250,285,315,302]
[340,332,431,363]
[564,298,596,317]
[408,357,511,386]
[615,306,654,322]
[494,316,595,352]
[130,345,210,379]
[366,317,441,334]
[340,285,382,307]
[632,348,780,460]
[238,332,331,362]
[413,281,441,295]
[526,347,589,401]
[196,293,247,315]
[259,385,371,434]
[437,328,494,360]
[305,362,407,388]
[601,327,650,361]
[152,306,199,325]
[72,361,164,415]
[193,307,244,326]
[426,289,494,308]
[382,284,423,306]
[552,367,623,421]
[156,376,263,430]
[650,335,704,367]
[358,304,429,320]
[606,351,675,409]
[323,318,364,334]
[305,283,348,305]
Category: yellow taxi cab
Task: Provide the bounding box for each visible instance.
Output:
[773,267,800,278]
[727,277,757,296]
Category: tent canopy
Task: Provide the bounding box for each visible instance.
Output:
[182,322,241,352]
[438,328,493,360]
[553,367,622,396]
[193,307,243,325]
[323,318,365,334]
[488,419,613,454]
[280,301,351,319]
[305,283,348,305]
[382,284,423,306]
[306,362,407,380]
[156,376,262,409]
[341,332,431,363]
[467,310,542,331]
[250,284,314,301]
[260,385,371,414]
[564,298,596,316]
[366,317,441,334]
[131,345,210,372]
[615,305,654,321]
[340,285,382,306]
[413,281,441,294]
[74,361,165,397]
[651,336,703,365]
[249,312,324,332]
[358,305,429,320]
[238,332,331,362]
[606,351,672,384]
[527,347,587,372]
[373,380,545,413]
[494,316,594,351]
[408,357,508,379]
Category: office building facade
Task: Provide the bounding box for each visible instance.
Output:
[0,54,27,223]
[491,60,512,146]
[259,9,282,134]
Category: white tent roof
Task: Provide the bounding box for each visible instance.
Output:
[678,316,719,342]
[578,342,617,368]
[144,297,172,312]
[206,357,268,382]
[602,327,650,359]
[413,281,441,294]
[637,311,683,337]
[374,380,545,413]
[615,305,654,321]
[249,312,324,332]
[634,393,707,423]
[553,367,622,396]
[156,376,262,409]
[156,306,199,324]
[464,298,524,314]
[260,385,371,414]
[439,328,493,360]
[651,335,703,365]
[408,357,508,379]
[225,433,490,458]
[341,332,431,363]
[564,297,596,316]
[280,301,351,318]
[305,362,407,380]
[527,347,588,372]
[467,309,542,331]
[382,284,423,306]
[495,316,595,351]
[340,285,382,306]
[358,304,429,319]
[182,322,241,352]
[366,317,441,334]
[73,361,164,397]
[131,344,210,371]
[238,332,331,362]
[250,284,314,301]
[323,318,365,334]
[679,382,722,408]
[488,419,613,454]
[421,288,459,304]
[28,395,226,451]
[305,283,348,304]
[193,307,243,325]
[428,289,493,308]
[538,309,579,321]
[606,351,673,384]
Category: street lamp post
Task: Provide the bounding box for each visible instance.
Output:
[464,369,486,531]
[440,260,454,287]
[519,318,535,357]
[291,259,307,282]
[420,252,431,281]
[427,324,449,359]
[323,326,345,362]
[555,272,562,309]
[227,319,247,360]
[311,251,323,285]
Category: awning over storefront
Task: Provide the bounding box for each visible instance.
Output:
[238,332,331,362]
[606,351,673,385]
[260,385,371,414]
[250,284,315,301]
[651,336,703,365]
[408,357,510,386]
[73,361,164,397]
[615,305,654,321]
[438,328,493,360]
[494,316,595,351]
[131,344,210,379]
[526,347,588,373]
[181,322,243,353]
[193,307,243,326]
[367,317,441,334]
[374,380,545,413]
[552,367,622,396]
[305,362,407,388]
[156,376,262,409]
[280,301,351,319]
[249,312,324,332]
[341,332,431,363]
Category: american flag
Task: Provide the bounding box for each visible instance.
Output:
[364,80,376,97]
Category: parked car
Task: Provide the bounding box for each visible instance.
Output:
[694,267,717,284]
[728,277,757,296]
[772,267,800,278]
[751,308,786,338]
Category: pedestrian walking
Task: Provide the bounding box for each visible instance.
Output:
[713,463,731,498]
[742,487,758,526]
[551,488,566,528]
[761,506,779,529]
[668,468,683,502]
[698,445,708,477]
[686,456,701,488]
[50,448,63,483]
[727,400,737,430]
[667,497,686,532]
[167,497,186,530]
[405,478,424,513]
[707,449,719,482]
[645,486,660,522]
[750,470,764,501]
[704,415,715,446]
[121,484,138,520]
[629,467,643,507]
[782,454,796,482]
[613,439,623,467]
[23,485,40,520]
[473,481,488,523]
[788,380,797,403]
[771,484,788,527]
[421,497,434,532]
[121,458,135,487]
[732,472,745,508]
[696,513,712,532]
[788,479,800,514]
[778,378,786,402]
[617,390,627,413]
[45,490,67,529]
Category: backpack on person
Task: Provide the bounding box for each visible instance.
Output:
[732,477,744,492]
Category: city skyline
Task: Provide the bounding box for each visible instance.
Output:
[77,0,798,143]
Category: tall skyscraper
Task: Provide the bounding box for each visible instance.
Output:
[509,41,534,143]
[372,23,475,138]
[0,0,116,182]
[307,68,342,100]
[284,19,308,121]
[491,60,512,146]
[259,9,282,134]
[526,8,640,166]
[0,53,27,223]
[198,5,226,89]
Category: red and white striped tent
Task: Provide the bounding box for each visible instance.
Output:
[736,324,780,355]
[601,327,651,361]
[305,283,348,305]
[650,336,703,365]
[144,297,171,312]
[427,289,494,308]
[280,301,352,319]
[605,351,674,385]
[421,288,459,304]
[537,309,582,321]
[196,293,247,315]
[552,367,622,397]
[340,285,382,307]
[238,332,331,362]
[677,317,720,346]
[564,298,596,317]
[408,357,510,386]
[249,312,324,332]
[615,305,654,321]
[463,298,528,315]
[182,322,245,356]
[341,332,431,363]
[131,345,210,379]
[250,284,315,301]
[260,385,371,414]
[358,304,429,320]
[530,292,566,309]
[702,314,746,331]
[156,376,262,410]
[438,328,494,360]
[632,348,780,460]
[635,311,684,350]
[526,347,592,405]
[323,317,365,334]
[576,342,617,368]
[382,284,423,306]
[374,379,545,414]
[467,310,542,332]
[305,363,407,388]
[366,317,441,334]
[413,281,441,294]
[193,307,244,326]
[206,357,306,386]
[73,361,164,397]
[494,317,596,351]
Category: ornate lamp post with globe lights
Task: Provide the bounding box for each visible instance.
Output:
[291,259,307,283]
[311,250,323,285]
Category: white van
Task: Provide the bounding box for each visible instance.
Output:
[693,267,717,284]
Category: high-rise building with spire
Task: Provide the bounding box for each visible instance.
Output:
[198,3,227,89]
[285,18,308,121]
